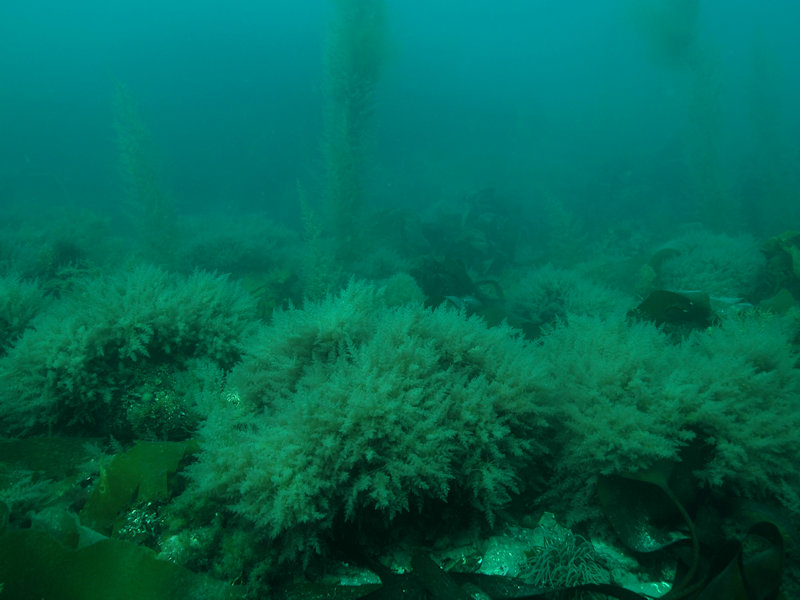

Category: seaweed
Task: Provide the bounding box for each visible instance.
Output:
[628,289,715,336]
[410,256,540,338]
[280,438,787,599]
[760,231,800,303]
[0,529,237,600]
[0,437,234,598]
[80,440,199,536]
[598,441,786,599]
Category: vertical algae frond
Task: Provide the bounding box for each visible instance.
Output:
[323,0,388,259]
[742,34,800,234]
[630,0,739,230]
[113,83,177,262]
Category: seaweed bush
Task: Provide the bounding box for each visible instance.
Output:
[0,265,257,437]
[0,274,45,357]
[655,229,766,298]
[537,308,800,524]
[172,275,553,581]
[505,263,632,328]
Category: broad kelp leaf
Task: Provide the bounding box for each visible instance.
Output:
[80,440,198,534]
[696,522,784,600]
[759,288,796,314]
[629,289,714,330]
[598,441,785,599]
[599,447,709,597]
[0,528,238,600]
[598,472,688,553]
[738,522,784,600]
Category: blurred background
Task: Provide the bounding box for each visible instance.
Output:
[1,0,798,235]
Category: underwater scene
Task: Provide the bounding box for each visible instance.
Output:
[1,0,799,598]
